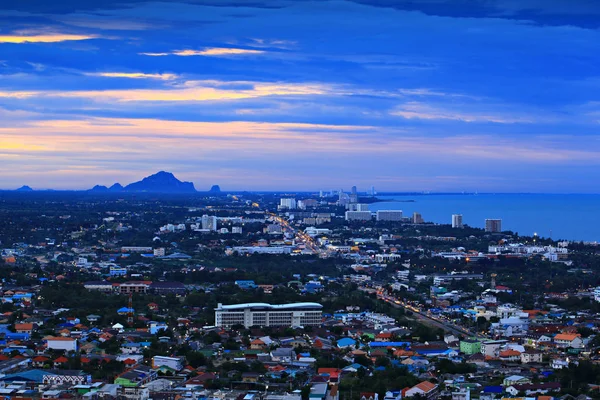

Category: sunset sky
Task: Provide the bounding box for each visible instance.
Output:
[1,0,600,192]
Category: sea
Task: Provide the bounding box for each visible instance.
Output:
[368,193,600,242]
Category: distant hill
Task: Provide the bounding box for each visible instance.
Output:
[108,183,124,192]
[15,185,33,192]
[89,185,109,192]
[123,171,196,193]
[209,185,221,193]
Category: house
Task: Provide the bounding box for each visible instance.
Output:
[114,365,157,387]
[506,382,561,396]
[521,349,543,364]
[45,337,77,352]
[499,349,521,362]
[14,323,35,334]
[480,386,503,400]
[152,356,183,371]
[53,356,68,368]
[250,339,267,350]
[503,375,530,387]
[403,381,438,399]
[271,347,295,363]
[337,337,358,349]
[553,333,583,349]
[242,372,260,383]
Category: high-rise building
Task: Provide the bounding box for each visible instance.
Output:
[371,186,376,196]
[345,211,372,221]
[279,198,297,209]
[452,214,464,228]
[376,210,403,221]
[347,203,369,211]
[485,219,502,233]
[201,215,217,231]
[349,186,358,204]
[412,212,424,224]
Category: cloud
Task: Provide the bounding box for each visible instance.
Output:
[0,80,334,102]
[0,33,99,43]
[390,101,537,123]
[140,47,266,57]
[86,72,178,80]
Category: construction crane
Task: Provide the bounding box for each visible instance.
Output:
[127,293,134,326]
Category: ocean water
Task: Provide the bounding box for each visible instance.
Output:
[368,194,600,242]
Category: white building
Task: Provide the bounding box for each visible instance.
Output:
[215,302,323,328]
[232,226,243,234]
[228,246,293,255]
[153,248,165,257]
[345,211,372,221]
[452,214,463,228]
[376,210,403,222]
[46,337,77,352]
[202,215,217,231]
[280,198,297,209]
[348,203,370,212]
[152,356,183,371]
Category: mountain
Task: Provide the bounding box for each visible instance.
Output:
[209,185,221,193]
[89,185,109,192]
[123,171,196,193]
[108,183,124,192]
[16,185,33,192]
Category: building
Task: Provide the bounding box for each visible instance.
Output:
[152,356,183,372]
[215,302,323,328]
[553,333,583,348]
[345,211,372,221]
[201,215,217,231]
[376,210,403,222]
[83,281,113,292]
[267,224,283,234]
[412,212,424,224]
[459,340,481,355]
[149,282,186,296]
[403,381,438,399]
[280,198,297,209]
[46,337,77,352]
[118,282,150,294]
[348,203,370,212]
[452,214,463,228]
[153,248,165,257]
[521,349,543,363]
[109,266,128,276]
[485,219,502,233]
[480,340,507,357]
[232,226,243,234]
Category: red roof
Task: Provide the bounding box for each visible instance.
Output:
[54,356,69,363]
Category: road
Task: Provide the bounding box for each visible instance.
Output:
[269,212,327,256]
[363,287,489,340]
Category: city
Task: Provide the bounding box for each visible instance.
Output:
[0,182,599,400]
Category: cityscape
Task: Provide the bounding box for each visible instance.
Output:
[0,177,599,400]
[2,1,600,400]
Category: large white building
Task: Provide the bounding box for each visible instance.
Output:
[345,211,372,221]
[452,214,464,228]
[46,337,78,352]
[347,203,370,212]
[202,215,217,231]
[215,302,323,328]
[376,210,403,221]
[280,198,297,209]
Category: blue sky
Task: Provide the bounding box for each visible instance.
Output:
[1,0,600,192]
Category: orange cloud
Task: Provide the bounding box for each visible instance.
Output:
[87,72,178,80]
[0,33,98,43]
[0,81,332,102]
[140,47,265,57]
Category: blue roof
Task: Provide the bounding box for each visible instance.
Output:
[1,369,55,383]
[483,386,503,394]
[337,338,356,347]
[370,341,411,348]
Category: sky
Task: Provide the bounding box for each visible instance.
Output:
[1,0,600,192]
